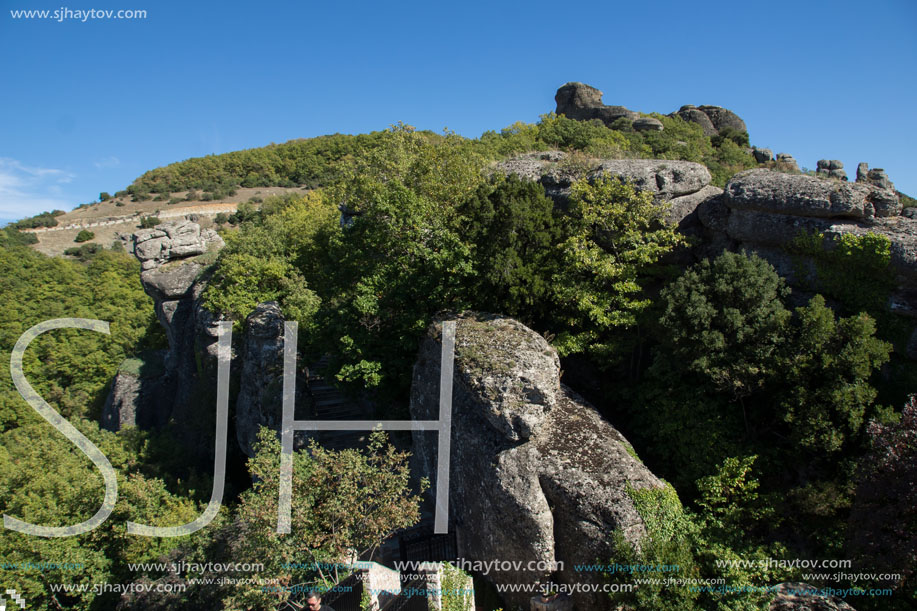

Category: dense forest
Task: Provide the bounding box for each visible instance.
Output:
[1,112,914,610]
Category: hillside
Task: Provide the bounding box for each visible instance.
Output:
[1,83,915,611]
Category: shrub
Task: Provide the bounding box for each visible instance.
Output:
[139,216,160,229]
[74,229,95,243]
[99,192,111,201]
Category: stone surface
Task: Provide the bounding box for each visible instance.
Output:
[101,351,170,431]
[410,314,664,610]
[235,302,299,457]
[666,185,724,227]
[633,116,664,132]
[673,107,717,136]
[133,219,223,271]
[590,159,711,199]
[493,153,712,206]
[769,582,857,610]
[101,220,229,463]
[140,261,204,300]
[725,169,901,219]
[554,82,639,127]
[775,153,800,172]
[753,147,774,163]
[698,105,747,134]
[855,163,894,191]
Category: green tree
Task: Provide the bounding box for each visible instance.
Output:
[75,229,95,243]
[657,251,790,400]
[458,174,561,324]
[775,295,891,453]
[226,428,425,609]
[550,174,683,361]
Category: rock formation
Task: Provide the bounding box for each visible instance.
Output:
[816,159,847,181]
[695,168,917,325]
[101,352,170,430]
[494,151,722,232]
[554,83,749,140]
[104,221,227,459]
[554,82,639,126]
[753,147,774,163]
[769,583,858,610]
[234,301,308,457]
[409,314,667,610]
[776,153,800,172]
[671,104,747,136]
[856,162,894,191]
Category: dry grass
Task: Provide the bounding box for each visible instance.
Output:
[29,186,305,257]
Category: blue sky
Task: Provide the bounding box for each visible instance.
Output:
[1,0,915,224]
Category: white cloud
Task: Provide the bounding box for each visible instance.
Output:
[0,158,76,221]
[94,156,120,169]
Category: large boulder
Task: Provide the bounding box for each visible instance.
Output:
[103,220,227,463]
[493,152,712,207]
[633,116,664,132]
[666,185,724,227]
[769,583,858,610]
[672,105,717,136]
[133,219,223,271]
[554,82,639,126]
[410,314,666,610]
[725,169,901,219]
[235,302,303,457]
[672,104,747,137]
[698,105,747,134]
[591,159,711,199]
[101,351,170,431]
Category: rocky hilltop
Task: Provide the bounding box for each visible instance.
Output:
[555,81,747,136]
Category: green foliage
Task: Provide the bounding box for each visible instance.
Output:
[458,174,561,324]
[549,174,683,361]
[203,192,337,336]
[99,192,111,201]
[898,190,917,208]
[787,231,895,317]
[10,210,62,229]
[657,251,790,399]
[441,563,474,611]
[75,229,95,243]
[139,216,160,229]
[226,427,425,609]
[711,127,750,148]
[64,243,103,260]
[776,295,891,453]
[0,227,38,248]
[0,246,202,610]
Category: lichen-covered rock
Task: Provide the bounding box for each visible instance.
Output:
[697,105,747,134]
[753,147,774,163]
[769,582,858,610]
[855,163,895,191]
[101,351,170,431]
[776,153,800,172]
[725,169,901,219]
[134,219,223,271]
[554,82,639,126]
[673,106,717,136]
[493,152,712,206]
[235,302,293,457]
[410,314,665,610]
[140,261,203,300]
[633,116,664,132]
[666,185,724,227]
[591,159,711,199]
